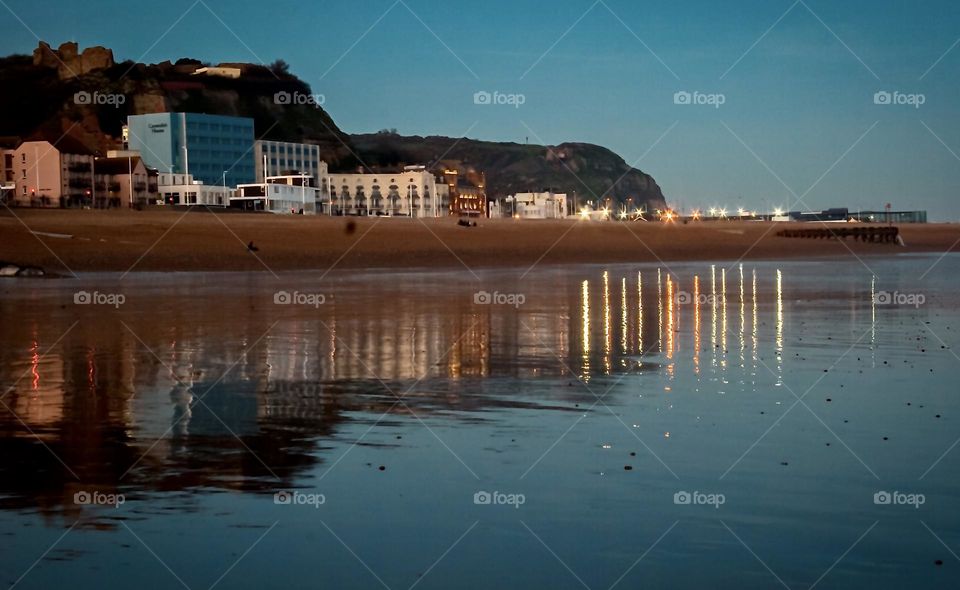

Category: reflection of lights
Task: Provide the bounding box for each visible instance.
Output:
[739,264,745,367]
[657,268,663,353]
[620,277,628,354]
[693,275,701,374]
[710,265,717,367]
[776,269,784,385]
[870,275,876,350]
[603,271,611,374]
[637,272,644,360]
[721,268,727,368]
[30,340,40,391]
[665,274,675,364]
[581,279,591,380]
[751,269,758,367]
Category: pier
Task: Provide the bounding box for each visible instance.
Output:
[776,226,900,243]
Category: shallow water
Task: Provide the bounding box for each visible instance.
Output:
[1,254,958,589]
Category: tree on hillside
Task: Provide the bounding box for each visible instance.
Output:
[269,59,290,76]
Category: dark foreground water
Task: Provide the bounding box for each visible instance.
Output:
[0,254,958,589]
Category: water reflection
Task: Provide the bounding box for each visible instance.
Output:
[0,265,793,518]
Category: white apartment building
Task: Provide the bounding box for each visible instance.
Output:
[158,172,232,207]
[254,140,327,185]
[491,191,568,219]
[326,165,442,217]
[233,175,321,214]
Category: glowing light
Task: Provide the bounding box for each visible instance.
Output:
[773,208,784,217]
[691,209,701,220]
[579,208,591,220]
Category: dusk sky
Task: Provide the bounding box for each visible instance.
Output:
[3,0,960,219]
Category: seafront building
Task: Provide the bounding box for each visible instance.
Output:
[233,174,321,214]
[0,137,18,204]
[7,136,95,207]
[125,113,256,186]
[490,191,568,219]
[326,165,443,217]
[157,172,233,207]
[93,155,151,208]
[254,140,327,185]
[443,169,487,217]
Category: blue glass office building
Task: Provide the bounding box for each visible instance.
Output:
[126,113,255,186]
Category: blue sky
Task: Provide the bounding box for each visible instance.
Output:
[3,0,960,219]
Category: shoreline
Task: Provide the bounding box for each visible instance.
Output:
[2,209,958,276]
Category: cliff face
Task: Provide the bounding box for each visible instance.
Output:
[351,133,668,210]
[0,41,668,210]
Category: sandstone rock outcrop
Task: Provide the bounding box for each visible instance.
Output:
[32,41,115,79]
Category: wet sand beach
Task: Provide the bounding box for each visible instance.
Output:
[2,209,958,274]
[1,256,958,589]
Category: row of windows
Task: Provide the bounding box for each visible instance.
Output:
[186,123,251,134]
[189,150,253,160]
[191,136,249,146]
[329,178,426,184]
[192,163,254,173]
[263,145,319,156]
[268,159,317,168]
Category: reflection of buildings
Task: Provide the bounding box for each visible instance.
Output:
[0,268,790,519]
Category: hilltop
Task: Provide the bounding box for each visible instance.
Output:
[351,132,666,208]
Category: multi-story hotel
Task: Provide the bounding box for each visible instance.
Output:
[326,166,443,217]
[254,140,327,184]
[125,113,255,186]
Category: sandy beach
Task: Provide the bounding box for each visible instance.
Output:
[2,208,959,274]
